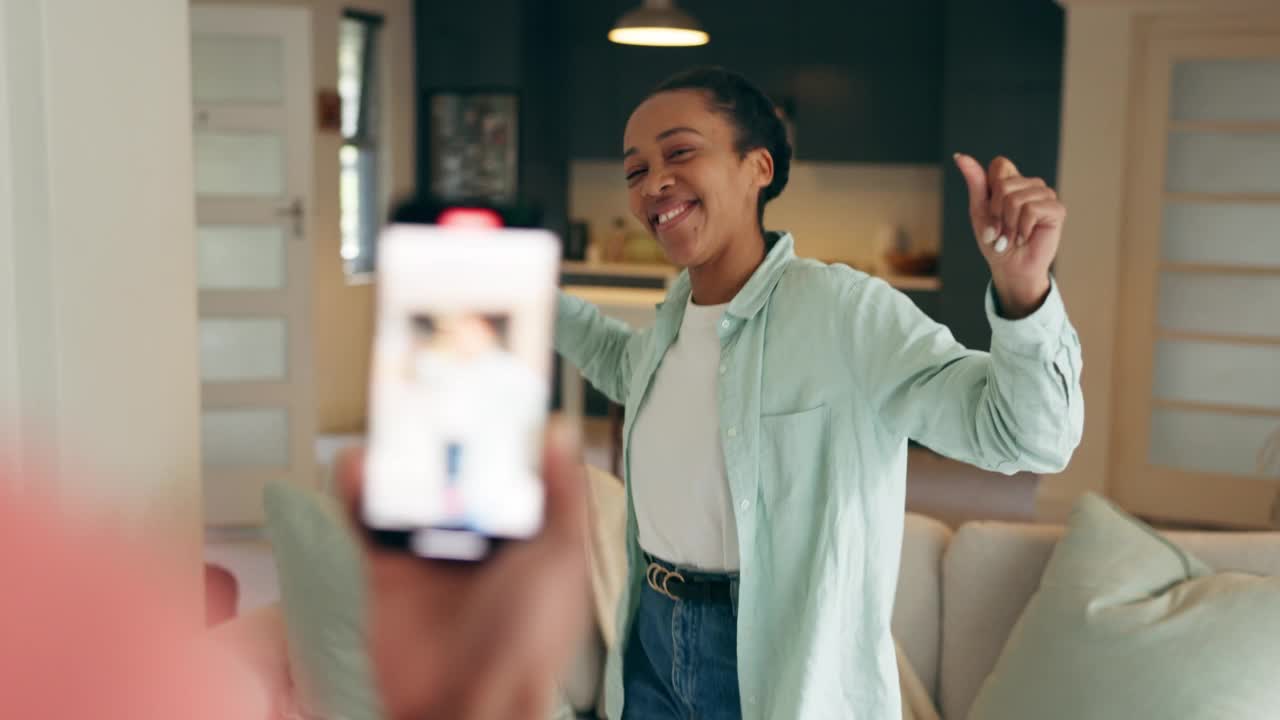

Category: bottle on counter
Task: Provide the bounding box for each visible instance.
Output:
[624,226,665,264]
[604,217,628,263]
[585,229,603,264]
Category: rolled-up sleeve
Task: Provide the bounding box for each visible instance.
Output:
[982,279,1084,471]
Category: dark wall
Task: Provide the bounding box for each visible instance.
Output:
[937,0,1064,350]
[517,0,571,239]
[413,1,523,88]
[566,0,945,163]
[414,0,572,239]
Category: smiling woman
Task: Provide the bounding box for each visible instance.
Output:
[554,66,1084,720]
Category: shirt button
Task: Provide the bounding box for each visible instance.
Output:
[721,319,731,329]
[748,696,758,704]
[719,363,727,375]
[727,426,738,438]
[740,499,750,511]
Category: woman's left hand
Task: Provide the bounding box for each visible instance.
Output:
[954,154,1065,319]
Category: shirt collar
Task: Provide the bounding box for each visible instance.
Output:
[656,231,795,326]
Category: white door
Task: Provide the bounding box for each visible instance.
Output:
[190,4,316,526]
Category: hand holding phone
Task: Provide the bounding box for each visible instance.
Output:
[343,424,590,720]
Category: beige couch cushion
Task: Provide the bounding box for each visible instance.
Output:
[939,522,1058,720]
[893,513,952,704]
[1161,530,1280,578]
[940,519,1280,720]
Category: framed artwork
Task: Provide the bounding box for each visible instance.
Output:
[426,90,519,202]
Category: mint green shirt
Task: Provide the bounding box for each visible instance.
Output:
[555,233,1084,720]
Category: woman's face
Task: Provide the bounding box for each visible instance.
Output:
[622,90,773,269]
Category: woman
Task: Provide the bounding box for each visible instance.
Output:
[556,67,1083,719]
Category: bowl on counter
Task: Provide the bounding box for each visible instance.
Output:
[883,250,939,277]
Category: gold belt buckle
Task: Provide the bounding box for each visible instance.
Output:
[646,561,685,601]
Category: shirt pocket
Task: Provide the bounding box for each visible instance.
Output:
[759,404,831,512]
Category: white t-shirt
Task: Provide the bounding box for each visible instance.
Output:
[630,297,738,571]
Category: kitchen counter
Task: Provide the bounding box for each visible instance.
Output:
[561,284,666,310]
[561,260,939,293]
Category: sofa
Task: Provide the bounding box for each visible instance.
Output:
[234,463,1280,719]
[891,513,1280,719]
[563,509,1280,719]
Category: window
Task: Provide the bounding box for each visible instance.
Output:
[338,11,384,276]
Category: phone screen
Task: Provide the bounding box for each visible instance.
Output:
[363,222,560,560]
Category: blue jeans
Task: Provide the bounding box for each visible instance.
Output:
[622,566,742,719]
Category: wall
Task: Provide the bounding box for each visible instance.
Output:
[1037,2,1137,521]
[0,0,204,611]
[937,0,1065,351]
[570,160,942,269]
[519,0,571,240]
[1,0,56,481]
[0,0,19,468]
[206,0,417,433]
[414,0,522,88]
[319,0,415,432]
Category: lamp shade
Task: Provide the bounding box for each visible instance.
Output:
[608,0,709,47]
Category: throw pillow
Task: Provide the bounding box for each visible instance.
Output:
[968,492,1280,720]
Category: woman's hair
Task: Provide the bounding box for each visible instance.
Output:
[649,67,792,228]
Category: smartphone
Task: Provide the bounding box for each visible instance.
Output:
[362,220,560,561]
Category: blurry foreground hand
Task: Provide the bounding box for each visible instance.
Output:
[0,420,589,720]
[339,420,591,720]
[0,477,267,719]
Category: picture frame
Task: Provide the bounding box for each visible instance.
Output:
[425,89,520,203]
